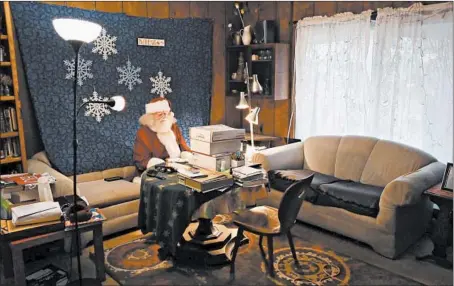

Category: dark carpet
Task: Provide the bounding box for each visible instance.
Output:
[95,215,421,285]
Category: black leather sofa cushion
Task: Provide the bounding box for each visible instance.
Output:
[317,181,383,217]
[268,169,383,218]
[268,170,340,203]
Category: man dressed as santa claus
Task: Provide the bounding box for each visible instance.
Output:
[133,97,191,172]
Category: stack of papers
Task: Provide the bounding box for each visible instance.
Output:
[232,166,267,187]
[232,166,264,180]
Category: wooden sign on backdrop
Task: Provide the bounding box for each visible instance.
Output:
[137,38,165,47]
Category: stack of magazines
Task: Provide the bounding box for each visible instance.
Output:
[232,166,267,187]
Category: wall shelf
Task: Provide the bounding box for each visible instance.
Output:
[0,2,27,174]
[0,96,15,101]
[226,43,289,101]
[0,157,21,165]
[1,132,18,138]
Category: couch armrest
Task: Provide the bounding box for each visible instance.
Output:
[250,142,304,171]
[27,158,78,198]
[379,161,445,208]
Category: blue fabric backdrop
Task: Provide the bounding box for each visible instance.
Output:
[11,2,212,175]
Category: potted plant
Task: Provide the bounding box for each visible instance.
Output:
[231,151,245,168]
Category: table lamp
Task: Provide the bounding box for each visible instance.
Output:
[245,106,260,150]
[53,18,107,286]
[236,92,249,109]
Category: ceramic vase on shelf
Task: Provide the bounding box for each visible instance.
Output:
[241,25,252,46]
[251,74,263,94]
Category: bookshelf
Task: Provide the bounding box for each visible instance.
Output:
[0,1,27,174]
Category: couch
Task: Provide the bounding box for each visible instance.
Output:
[27,151,140,246]
[251,135,445,258]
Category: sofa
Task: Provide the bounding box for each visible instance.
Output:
[251,135,445,258]
[27,151,140,246]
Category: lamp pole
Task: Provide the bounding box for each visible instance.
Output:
[70,40,83,286]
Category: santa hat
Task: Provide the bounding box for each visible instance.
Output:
[145,98,171,114]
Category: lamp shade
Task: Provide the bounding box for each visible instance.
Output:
[245,107,260,125]
[53,19,102,43]
[110,96,126,112]
[236,92,249,109]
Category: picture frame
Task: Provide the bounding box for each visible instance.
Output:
[441,162,453,191]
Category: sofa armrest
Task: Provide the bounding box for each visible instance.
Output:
[27,158,79,198]
[379,161,445,208]
[250,142,304,171]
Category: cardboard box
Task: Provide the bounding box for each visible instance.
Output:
[190,152,231,171]
[190,125,245,142]
[190,138,242,155]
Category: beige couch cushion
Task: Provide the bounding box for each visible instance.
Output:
[360,140,436,187]
[78,179,140,208]
[334,136,378,182]
[70,166,137,183]
[303,136,341,176]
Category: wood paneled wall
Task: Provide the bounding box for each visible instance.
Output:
[42,1,414,138]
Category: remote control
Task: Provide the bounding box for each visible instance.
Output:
[104,176,123,182]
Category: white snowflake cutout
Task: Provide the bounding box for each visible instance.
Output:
[82,89,111,123]
[150,71,172,98]
[63,57,93,86]
[117,58,142,91]
[92,28,118,60]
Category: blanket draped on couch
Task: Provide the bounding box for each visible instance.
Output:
[11,2,212,175]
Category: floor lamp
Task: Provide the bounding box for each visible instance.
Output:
[53,18,124,286]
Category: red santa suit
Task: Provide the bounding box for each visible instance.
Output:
[133,99,190,172]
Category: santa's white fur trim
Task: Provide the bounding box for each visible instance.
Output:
[157,131,181,158]
[146,100,170,114]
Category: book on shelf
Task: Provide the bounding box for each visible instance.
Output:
[0,136,21,158]
[0,106,18,133]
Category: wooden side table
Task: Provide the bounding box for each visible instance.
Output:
[416,183,453,269]
[9,220,105,286]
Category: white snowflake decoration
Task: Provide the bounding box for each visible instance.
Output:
[117,58,142,91]
[150,71,172,97]
[82,89,111,123]
[92,28,118,60]
[63,57,93,86]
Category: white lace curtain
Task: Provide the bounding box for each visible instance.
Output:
[294,3,453,162]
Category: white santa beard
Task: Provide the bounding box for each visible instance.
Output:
[157,131,181,158]
[150,113,174,133]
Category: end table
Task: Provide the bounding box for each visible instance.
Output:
[416,183,453,269]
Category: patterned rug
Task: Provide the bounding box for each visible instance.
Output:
[96,215,421,285]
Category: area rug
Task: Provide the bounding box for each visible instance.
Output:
[94,215,421,285]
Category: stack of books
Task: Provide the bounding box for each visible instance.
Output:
[232,165,267,187]
[178,168,234,193]
[189,124,245,172]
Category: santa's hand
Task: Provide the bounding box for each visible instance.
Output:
[180,151,193,161]
[147,157,166,169]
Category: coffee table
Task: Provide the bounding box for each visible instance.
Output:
[138,173,269,266]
